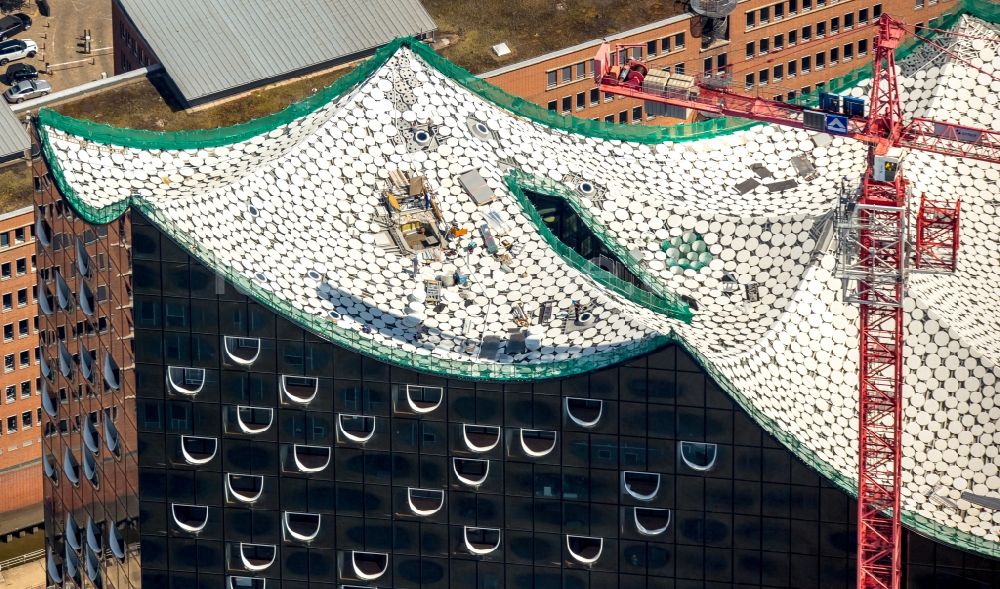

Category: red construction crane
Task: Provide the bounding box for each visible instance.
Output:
[595,14,1000,589]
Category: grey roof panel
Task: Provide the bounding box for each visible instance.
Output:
[0,103,29,158]
[118,0,436,102]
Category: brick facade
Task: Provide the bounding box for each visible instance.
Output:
[111,0,158,75]
[483,0,954,125]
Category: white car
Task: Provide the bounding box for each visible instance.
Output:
[0,39,36,66]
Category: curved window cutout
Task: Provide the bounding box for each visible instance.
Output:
[453,458,490,487]
[39,287,54,316]
[37,215,51,247]
[104,354,121,390]
[519,429,557,457]
[79,282,95,316]
[226,474,264,504]
[407,488,445,516]
[85,544,100,582]
[633,507,671,536]
[63,448,80,486]
[43,452,59,484]
[463,526,501,555]
[42,382,58,417]
[337,414,375,443]
[172,504,209,533]
[58,340,73,378]
[228,576,266,589]
[85,518,102,554]
[83,449,99,488]
[237,543,276,572]
[234,406,273,434]
[167,366,206,395]
[64,543,79,582]
[46,549,62,583]
[281,375,319,404]
[80,345,94,383]
[224,336,261,366]
[107,520,126,561]
[405,384,443,414]
[565,397,603,428]
[104,414,121,458]
[462,424,501,453]
[566,535,604,565]
[350,551,389,581]
[83,415,100,454]
[679,441,718,472]
[55,271,72,310]
[181,436,218,465]
[66,514,81,552]
[291,444,331,473]
[622,471,661,501]
[283,512,321,542]
[40,352,51,379]
[76,237,92,277]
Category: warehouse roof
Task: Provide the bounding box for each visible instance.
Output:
[116,0,437,103]
[0,103,29,160]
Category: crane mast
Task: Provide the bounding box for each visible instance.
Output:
[594,13,1000,589]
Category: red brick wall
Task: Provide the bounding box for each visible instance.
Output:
[112,0,159,75]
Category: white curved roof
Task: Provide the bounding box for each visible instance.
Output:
[38,16,1000,554]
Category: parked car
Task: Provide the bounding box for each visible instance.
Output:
[3,78,50,103]
[0,13,31,41]
[0,39,36,65]
[4,63,36,84]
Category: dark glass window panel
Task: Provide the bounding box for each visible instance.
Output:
[161,263,191,295]
[620,367,647,400]
[190,300,217,333]
[675,544,704,579]
[133,260,162,292]
[761,550,790,586]
[136,298,162,328]
[763,482,791,518]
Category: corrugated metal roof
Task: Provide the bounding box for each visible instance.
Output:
[118,0,437,102]
[0,103,29,158]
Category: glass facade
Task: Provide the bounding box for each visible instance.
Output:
[38,204,1000,589]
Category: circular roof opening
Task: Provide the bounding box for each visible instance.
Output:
[577,181,595,196]
[414,130,431,145]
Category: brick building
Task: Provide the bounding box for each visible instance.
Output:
[482,0,954,125]
[0,204,42,539]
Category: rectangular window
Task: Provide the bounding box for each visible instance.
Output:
[831,17,839,33]
[816,51,826,68]
[774,3,784,19]
[774,64,784,81]
[760,37,770,53]
[18,319,27,337]
[589,88,599,105]
[717,53,727,70]
[858,38,869,55]
[661,37,671,53]
[19,350,28,368]
[631,106,642,123]
[547,100,557,112]
[21,411,30,429]
[561,66,572,83]
[674,32,685,49]
[759,69,769,85]
[5,385,13,403]
[845,12,855,28]
[604,90,614,102]
[2,293,10,311]
[830,47,839,63]
[916,22,925,33]
[789,60,798,76]
[561,96,571,113]
[3,324,12,341]
[646,40,658,57]
[604,114,614,123]
[0,233,7,248]
[916,0,924,7]
[576,92,585,110]
[15,259,25,275]
[802,25,812,40]
[759,6,770,23]
[844,43,854,60]
[1,263,9,280]
[802,85,811,95]
[817,0,825,6]
[745,73,755,89]
[802,55,812,72]
[874,4,882,18]
[7,415,16,433]
[674,63,685,74]
[746,41,755,58]
[788,90,797,100]
[859,8,869,23]
[20,381,29,398]
[547,71,557,88]
[630,47,642,60]
[576,62,587,79]
[13,228,24,244]
[789,29,797,45]
[746,11,756,28]
[802,0,812,9]
[703,57,714,75]
[789,0,798,13]
[817,22,826,37]
[774,33,784,50]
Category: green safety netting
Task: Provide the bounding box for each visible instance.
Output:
[34,0,1000,559]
